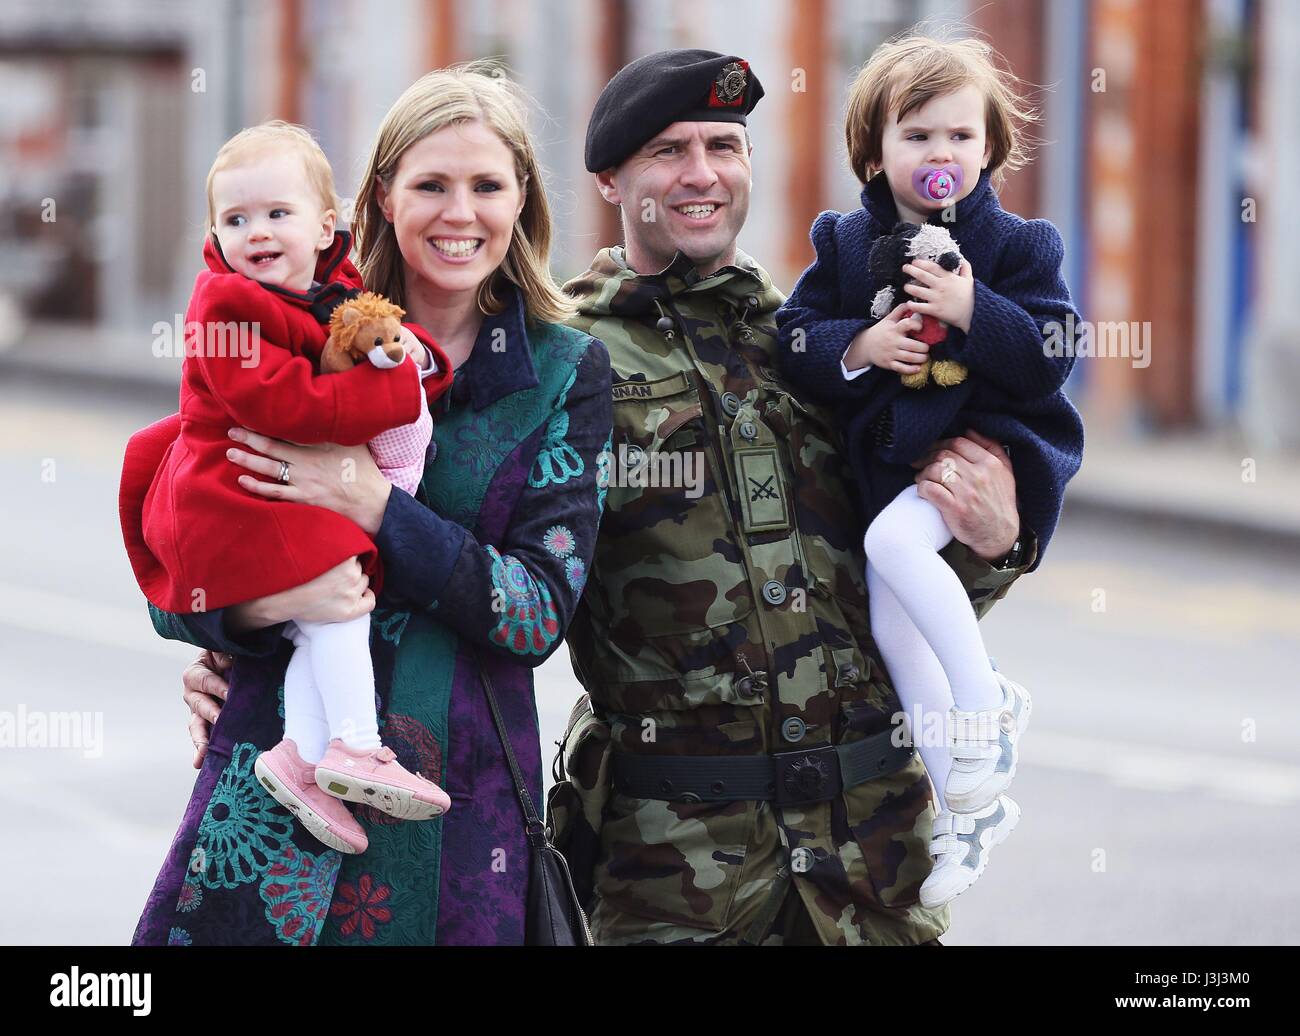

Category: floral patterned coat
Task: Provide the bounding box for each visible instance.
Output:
[131,285,612,945]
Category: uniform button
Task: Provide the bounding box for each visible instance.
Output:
[781,717,806,743]
[790,846,814,873]
[837,663,860,685]
[735,675,758,699]
[721,391,741,416]
[739,420,758,440]
[762,580,787,605]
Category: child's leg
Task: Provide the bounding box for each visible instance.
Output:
[866,562,954,812]
[292,616,382,751]
[863,484,1002,713]
[280,622,331,764]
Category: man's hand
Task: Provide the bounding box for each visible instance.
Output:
[911,428,1019,562]
[183,650,231,769]
[901,259,975,333]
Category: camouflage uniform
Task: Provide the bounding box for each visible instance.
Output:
[553,246,1036,946]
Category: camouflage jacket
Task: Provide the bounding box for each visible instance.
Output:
[558,246,1036,945]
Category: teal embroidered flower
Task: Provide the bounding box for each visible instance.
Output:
[595,432,613,513]
[260,842,341,946]
[176,876,203,914]
[194,742,294,890]
[371,608,410,645]
[486,545,559,655]
[168,927,192,946]
[542,525,576,558]
[565,555,587,592]
[529,370,584,488]
[454,416,513,476]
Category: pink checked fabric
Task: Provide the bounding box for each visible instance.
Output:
[369,402,433,496]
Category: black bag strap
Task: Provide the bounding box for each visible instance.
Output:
[474,650,545,843]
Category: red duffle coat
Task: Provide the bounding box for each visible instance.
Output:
[119,231,452,613]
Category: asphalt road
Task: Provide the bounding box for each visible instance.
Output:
[1,371,1296,945]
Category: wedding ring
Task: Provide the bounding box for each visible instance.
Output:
[277,460,291,485]
[940,459,959,484]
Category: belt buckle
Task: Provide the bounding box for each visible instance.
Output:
[772,744,842,805]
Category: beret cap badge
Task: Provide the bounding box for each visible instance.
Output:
[710,60,749,108]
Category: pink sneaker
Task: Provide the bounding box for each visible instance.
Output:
[314,739,452,821]
[255,739,368,855]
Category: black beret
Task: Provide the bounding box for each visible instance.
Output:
[584,49,765,173]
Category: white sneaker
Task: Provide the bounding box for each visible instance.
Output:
[919,795,1021,908]
[944,672,1032,813]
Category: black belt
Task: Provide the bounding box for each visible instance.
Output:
[611,729,913,805]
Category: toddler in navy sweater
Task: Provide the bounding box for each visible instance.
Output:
[776,33,1084,908]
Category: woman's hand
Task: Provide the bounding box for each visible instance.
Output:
[183,650,231,769]
[225,427,393,535]
[227,556,376,633]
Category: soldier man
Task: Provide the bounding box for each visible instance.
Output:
[178,49,1035,946]
[553,49,1036,945]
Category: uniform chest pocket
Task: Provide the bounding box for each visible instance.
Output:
[594,372,754,637]
[762,385,870,609]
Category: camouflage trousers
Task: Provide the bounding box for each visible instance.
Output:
[761,889,943,946]
[590,871,946,946]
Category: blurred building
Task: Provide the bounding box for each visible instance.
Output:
[0,0,1295,447]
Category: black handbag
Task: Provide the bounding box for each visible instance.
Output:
[476,655,593,946]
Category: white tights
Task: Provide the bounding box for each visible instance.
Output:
[280,616,382,764]
[865,484,1003,813]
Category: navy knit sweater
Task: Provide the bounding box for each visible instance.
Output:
[775,169,1085,569]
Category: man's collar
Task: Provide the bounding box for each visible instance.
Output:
[461,282,538,411]
[610,244,766,291]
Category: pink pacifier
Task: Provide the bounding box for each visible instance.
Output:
[911,164,963,202]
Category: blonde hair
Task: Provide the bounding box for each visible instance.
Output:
[352,62,574,325]
[206,121,338,233]
[844,30,1038,187]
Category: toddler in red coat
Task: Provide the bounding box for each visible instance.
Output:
[126,122,454,854]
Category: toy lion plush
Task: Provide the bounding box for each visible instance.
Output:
[321,291,408,374]
[867,222,969,390]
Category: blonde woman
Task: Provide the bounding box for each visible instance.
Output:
[126,64,612,945]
